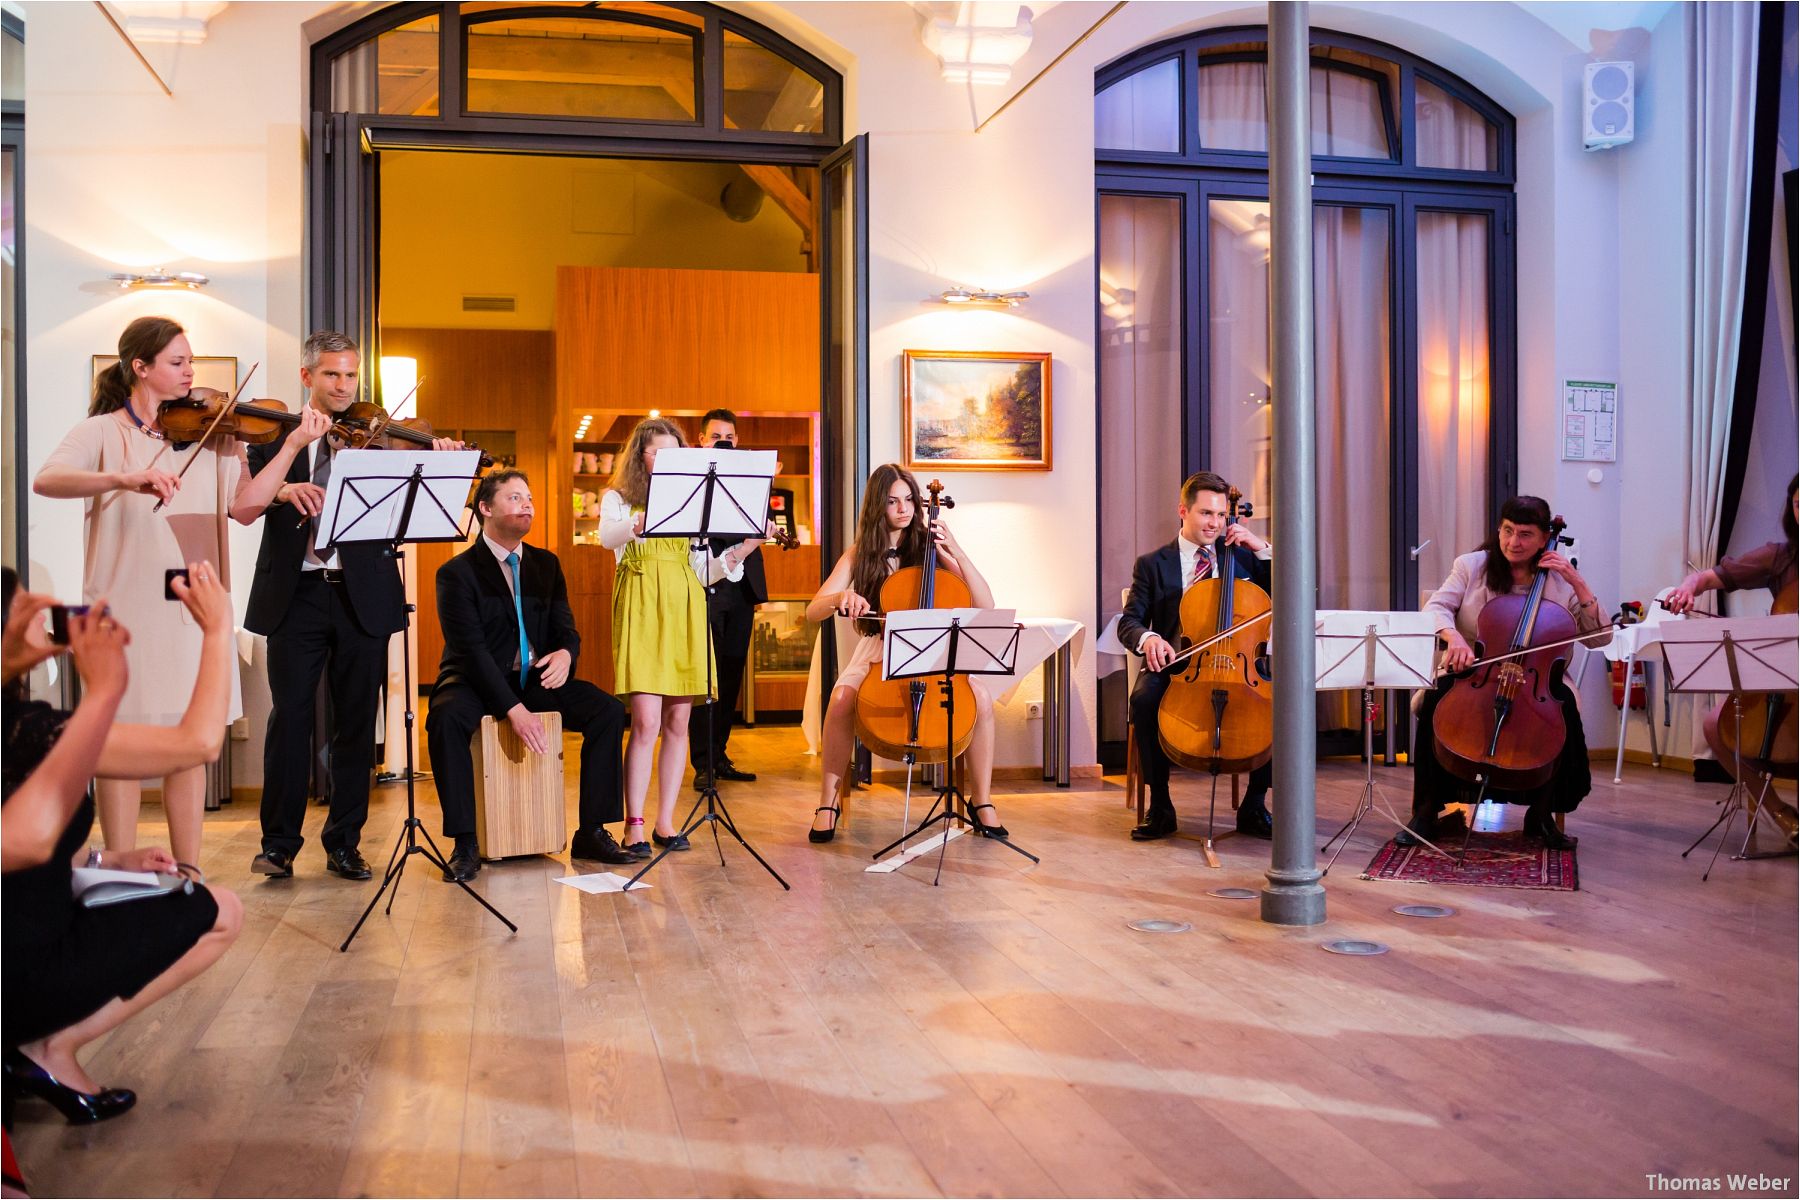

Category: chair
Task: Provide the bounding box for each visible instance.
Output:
[472,712,565,859]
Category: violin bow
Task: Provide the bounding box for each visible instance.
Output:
[1439,617,1626,679]
[151,362,259,513]
[1160,609,1273,671]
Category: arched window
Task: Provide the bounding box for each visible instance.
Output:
[313,2,839,146]
[1095,27,1516,755]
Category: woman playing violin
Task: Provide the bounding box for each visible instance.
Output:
[1400,496,1612,850]
[1664,473,1798,615]
[804,464,1002,843]
[31,317,316,866]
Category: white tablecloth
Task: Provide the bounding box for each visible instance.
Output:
[801,615,1086,754]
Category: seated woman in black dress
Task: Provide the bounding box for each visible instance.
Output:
[1399,497,1612,851]
[2,565,242,1124]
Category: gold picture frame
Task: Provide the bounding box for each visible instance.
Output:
[902,350,1051,471]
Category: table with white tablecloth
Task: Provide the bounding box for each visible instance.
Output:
[802,616,1086,786]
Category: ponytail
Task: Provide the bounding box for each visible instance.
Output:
[90,316,186,416]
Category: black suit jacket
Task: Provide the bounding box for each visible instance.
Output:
[242,440,406,638]
[431,540,581,718]
[703,538,769,610]
[1117,539,1272,653]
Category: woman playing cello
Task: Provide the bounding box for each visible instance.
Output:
[1399,496,1611,850]
[803,464,1002,843]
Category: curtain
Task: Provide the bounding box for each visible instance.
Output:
[1686,2,1763,573]
[1098,194,1184,649]
[1197,62,1388,157]
[1414,211,1491,604]
[1414,78,1496,171]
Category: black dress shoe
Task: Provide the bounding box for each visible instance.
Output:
[570,827,638,865]
[652,830,691,851]
[3,1049,136,1125]
[443,843,481,883]
[250,848,294,878]
[692,769,715,792]
[1235,798,1273,840]
[324,847,373,881]
[1130,814,1178,841]
[714,761,757,782]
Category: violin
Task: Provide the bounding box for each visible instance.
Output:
[1431,515,1576,793]
[853,479,976,765]
[158,389,494,467]
[1156,487,1274,776]
[1701,579,1798,781]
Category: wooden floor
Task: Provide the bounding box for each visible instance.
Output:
[13,726,1798,1198]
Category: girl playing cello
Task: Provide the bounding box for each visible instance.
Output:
[804,464,1003,843]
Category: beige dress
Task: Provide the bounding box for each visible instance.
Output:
[41,411,249,726]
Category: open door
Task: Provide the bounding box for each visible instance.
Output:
[308,112,379,370]
[818,134,868,725]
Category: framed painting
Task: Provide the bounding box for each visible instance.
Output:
[902,350,1051,471]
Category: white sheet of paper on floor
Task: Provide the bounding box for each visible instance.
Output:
[554,872,650,894]
[864,826,966,873]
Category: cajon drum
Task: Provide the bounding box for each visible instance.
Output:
[472,712,565,859]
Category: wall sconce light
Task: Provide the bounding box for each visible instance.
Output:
[932,287,1029,308]
[380,356,418,417]
[109,268,210,290]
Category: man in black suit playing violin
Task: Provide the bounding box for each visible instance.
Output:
[238,331,460,882]
[425,469,635,881]
[1117,471,1275,842]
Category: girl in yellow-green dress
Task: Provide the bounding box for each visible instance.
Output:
[600,417,763,856]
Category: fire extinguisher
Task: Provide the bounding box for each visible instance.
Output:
[1611,661,1646,709]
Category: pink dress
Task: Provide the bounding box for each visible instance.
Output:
[41,411,249,726]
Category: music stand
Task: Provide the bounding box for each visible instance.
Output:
[1658,614,1800,879]
[870,607,1036,884]
[624,446,789,893]
[1311,611,1442,873]
[327,451,518,951]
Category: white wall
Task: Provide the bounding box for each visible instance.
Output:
[19,0,1713,771]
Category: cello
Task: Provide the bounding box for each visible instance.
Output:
[1430,516,1577,855]
[1701,579,1798,782]
[853,479,976,765]
[1156,488,1273,862]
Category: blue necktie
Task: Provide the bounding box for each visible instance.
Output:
[506,551,532,686]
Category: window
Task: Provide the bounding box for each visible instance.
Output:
[1095,28,1516,753]
[315,3,840,147]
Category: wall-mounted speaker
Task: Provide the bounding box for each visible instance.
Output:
[1583,61,1635,151]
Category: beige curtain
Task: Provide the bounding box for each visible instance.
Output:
[1414,211,1491,602]
[1686,2,1764,573]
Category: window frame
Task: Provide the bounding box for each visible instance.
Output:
[1094,26,1513,185]
[311,2,841,149]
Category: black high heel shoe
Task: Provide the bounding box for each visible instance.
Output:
[3,1048,136,1125]
[966,802,1009,839]
[809,802,841,844]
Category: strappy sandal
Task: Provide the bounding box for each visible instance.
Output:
[967,802,1009,839]
[809,802,841,844]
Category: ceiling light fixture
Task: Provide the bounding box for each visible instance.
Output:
[109,268,210,290]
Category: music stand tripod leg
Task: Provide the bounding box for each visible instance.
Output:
[1321,688,1379,876]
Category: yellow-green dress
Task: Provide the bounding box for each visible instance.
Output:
[612,533,716,699]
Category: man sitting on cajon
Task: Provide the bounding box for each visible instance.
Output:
[426,470,636,881]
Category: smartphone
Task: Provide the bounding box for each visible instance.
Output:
[48,605,91,646]
[164,567,190,601]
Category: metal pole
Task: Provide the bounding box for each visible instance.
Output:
[1260,0,1326,926]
